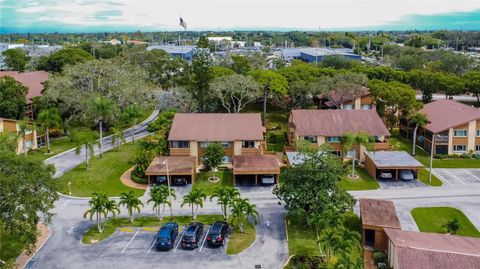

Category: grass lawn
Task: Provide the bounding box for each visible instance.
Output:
[82,215,224,244]
[286,212,361,256]
[57,142,145,197]
[0,223,25,263]
[411,207,480,237]
[390,130,480,168]
[339,167,380,190]
[417,168,443,186]
[226,221,256,255]
[27,137,77,162]
[193,171,234,196]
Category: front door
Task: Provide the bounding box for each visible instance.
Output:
[365,229,375,247]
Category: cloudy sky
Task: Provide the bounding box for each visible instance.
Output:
[1,0,480,33]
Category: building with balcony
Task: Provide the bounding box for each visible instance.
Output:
[0,118,37,154]
[400,99,480,155]
[288,109,390,161]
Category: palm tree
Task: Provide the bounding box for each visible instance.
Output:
[318,228,342,260]
[342,131,373,179]
[231,198,258,233]
[121,104,142,144]
[110,126,126,151]
[210,187,240,220]
[89,96,118,158]
[148,185,176,220]
[104,199,121,221]
[73,131,99,170]
[118,191,143,223]
[443,218,460,235]
[36,108,62,154]
[409,112,428,156]
[181,189,207,220]
[17,117,32,157]
[83,193,108,233]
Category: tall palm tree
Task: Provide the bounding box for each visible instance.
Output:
[148,185,176,220]
[121,104,142,144]
[17,117,32,157]
[110,126,126,151]
[409,112,428,156]
[181,189,207,220]
[342,131,373,179]
[36,108,62,154]
[73,131,99,170]
[318,228,342,260]
[231,198,258,233]
[118,191,143,223]
[104,199,121,221]
[210,186,240,220]
[89,96,118,158]
[83,193,108,233]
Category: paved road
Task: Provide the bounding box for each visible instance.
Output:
[44,108,159,178]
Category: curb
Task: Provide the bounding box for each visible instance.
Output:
[19,224,51,269]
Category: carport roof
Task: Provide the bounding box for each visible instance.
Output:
[360,198,401,229]
[145,156,196,175]
[365,151,424,168]
[233,155,280,174]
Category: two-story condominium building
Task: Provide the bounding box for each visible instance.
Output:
[167,113,265,166]
[316,87,375,110]
[400,99,480,155]
[0,118,37,154]
[288,110,390,160]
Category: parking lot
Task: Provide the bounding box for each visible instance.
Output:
[378,179,426,189]
[432,168,480,186]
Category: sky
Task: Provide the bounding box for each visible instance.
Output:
[1,0,480,33]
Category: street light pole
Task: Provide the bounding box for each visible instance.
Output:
[164,159,173,218]
[429,135,435,183]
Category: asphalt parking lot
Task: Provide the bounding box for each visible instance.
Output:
[378,179,426,189]
[433,168,480,186]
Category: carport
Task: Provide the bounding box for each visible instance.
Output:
[145,156,196,185]
[233,155,280,186]
[364,151,424,180]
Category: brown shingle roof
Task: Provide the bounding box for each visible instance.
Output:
[385,228,480,269]
[145,156,195,175]
[319,87,370,108]
[420,99,480,133]
[0,71,48,104]
[290,109,390,137]
[360,199,401,229]
[233,155,280,174]
[168,113,264,141]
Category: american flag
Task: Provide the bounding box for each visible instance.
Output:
[179,17,187,30]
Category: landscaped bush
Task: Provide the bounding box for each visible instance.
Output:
[130,171,148,184]
[373,251,387,265]
[286,247,323,269]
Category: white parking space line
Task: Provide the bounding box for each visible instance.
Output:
[147,237,157,254]
[442,169,467,185]
[199,227,210,253]
[433,170,453,186]
[173,229,185,253]
[463,169,480,182]
[121,231,139,254]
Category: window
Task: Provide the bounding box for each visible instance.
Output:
[330,150,341,157]
[242,141,256,148]
[477,130,480,137]
[476,145,480,152]
[344,150,356,158]
[326,136,340,143]
[222,156,232,163]
[220,141,232,148]
[171,141,189,148]
[199,142,210,148]
[343,104,353,110]
[25,140,32,149]
[453,130,467,137]
[361,104,372,110]
[453,145,467,152]
[303,136,317,143]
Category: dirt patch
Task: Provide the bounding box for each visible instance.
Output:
[120,167,147,190]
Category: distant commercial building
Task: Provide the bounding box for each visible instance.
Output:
[0,43,61,69]
[207,37,233,43]
[281,47,360,63]
[147,45,197,61]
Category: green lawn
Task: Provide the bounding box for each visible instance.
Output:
[226,221,256,255]
[193,171,234,196]
[390,130,480,168]
[418,168,443,186]
[411,207,480,237]
[0,223,26,263]
[339,167,380,190]
[27,137,77,162]
[57,142,145,197]
[286,212,361,256]
[82,215,224,244]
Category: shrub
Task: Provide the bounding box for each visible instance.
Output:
[373,251,386,265]
[131,170,148,184]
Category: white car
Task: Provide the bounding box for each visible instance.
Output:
[380,171,393,179]
[261,175,275,185]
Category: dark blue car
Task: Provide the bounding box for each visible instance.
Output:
[155,222,179,250]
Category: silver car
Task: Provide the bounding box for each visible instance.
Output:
[261,175,275,185]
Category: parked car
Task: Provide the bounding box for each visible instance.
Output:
[155,222,179,250]
[379,170,393,179]
[206,221,229,247]
[399,170,414,181]
[173,177,187,186]
[261,175,275,185]
[154,175,167,185]
[182,222,204,249]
